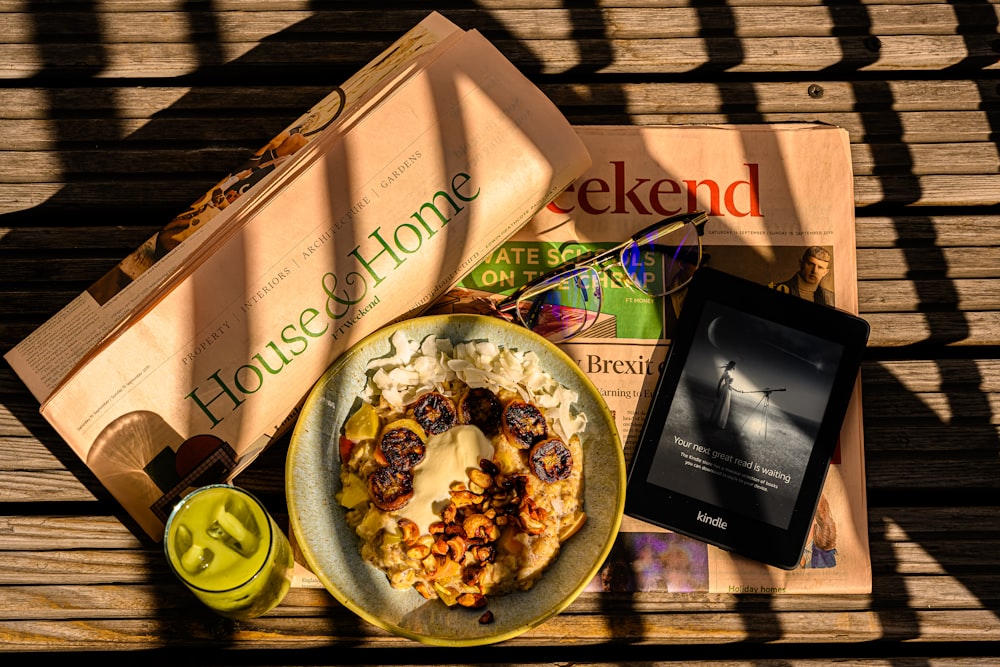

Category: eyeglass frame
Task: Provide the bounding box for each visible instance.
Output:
[495,210,709,326]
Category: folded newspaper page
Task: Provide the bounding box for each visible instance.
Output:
[21,14,591,541]
[6,12,463,405]
[432,123,870,594]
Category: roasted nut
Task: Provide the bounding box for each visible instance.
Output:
[520,516,545,535]
[450,489,484,507]
[432,538,449,556]
[471,544,496,563]
[518,498,547,535]
[397,518,420,545]
[479,458,499,476]
[464,513,500,542]
[478,610,495,624]
[406,543,431,560]
[447,536,468,562]
[468,468,493,491]
[457,592,488,608]
[421,554,438,572]
[462,565,485,587]
[512,473,532,496]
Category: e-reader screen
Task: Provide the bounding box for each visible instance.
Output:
[644,299,844,530]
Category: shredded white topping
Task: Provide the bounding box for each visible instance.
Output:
[364,329,588,443]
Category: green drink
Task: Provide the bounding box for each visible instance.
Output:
[164,484,292,619]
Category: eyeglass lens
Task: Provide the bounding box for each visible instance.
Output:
[515,266,602,342]
[620,220,702,296]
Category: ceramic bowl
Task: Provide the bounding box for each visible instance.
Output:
[286,314,625,646]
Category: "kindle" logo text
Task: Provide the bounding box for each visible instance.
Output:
[697,511,728,530]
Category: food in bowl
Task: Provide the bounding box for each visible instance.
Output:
[336,329,588,615]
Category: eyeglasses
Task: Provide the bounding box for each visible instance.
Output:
[496,211,709,342]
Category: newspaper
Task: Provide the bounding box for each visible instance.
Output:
[6,13,591,541]
[434,124,871,594]
[6,12,463,405]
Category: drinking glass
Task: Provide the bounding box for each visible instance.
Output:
[164,484,292,619]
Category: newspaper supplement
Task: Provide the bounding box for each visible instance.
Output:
[453,124,869,594]
[5,13,463,404]
[28,17,591,541]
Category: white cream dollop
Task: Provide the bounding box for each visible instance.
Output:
[399,425,494,534]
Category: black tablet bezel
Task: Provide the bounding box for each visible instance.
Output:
[624,266,870,570]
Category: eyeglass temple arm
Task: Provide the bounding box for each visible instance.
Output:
[631,210,709,241]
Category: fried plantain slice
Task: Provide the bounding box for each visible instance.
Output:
[458,386,503,436]
[367,466,414,511]
[377,419,427,469]
[528,436,573,483]
[501,399,548,449]
[410,391,458,435]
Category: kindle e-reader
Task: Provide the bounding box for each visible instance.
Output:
[624,267,870,569]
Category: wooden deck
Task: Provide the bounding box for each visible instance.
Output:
[1,1,998,663]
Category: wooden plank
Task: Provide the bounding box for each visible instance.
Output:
[2,80,995,122]
[863,358,1000,391]
[0,516,143,551]
[0,86,333,118]
[851,142,1000,176]
[863,392,1000,424]
[858,248,1000,279]
[855,215,1000,248]
[4,5,998,42]
[859,278,1000,311]
[0,470,99,502]
[545,80,1000,113]
[571,111,1000,144]
[0,574,995,620]
[854,175,1000,207]
[7,0,1000,9]
[0,607,997,649]
[1,35,998,80]
[0,256,140,283]
[3,141,997,181]
[0,148,250,181]
[865,424,1000,452]
[0,225,160,251]
[4,307,1000,353]
[4,112,1000,150]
